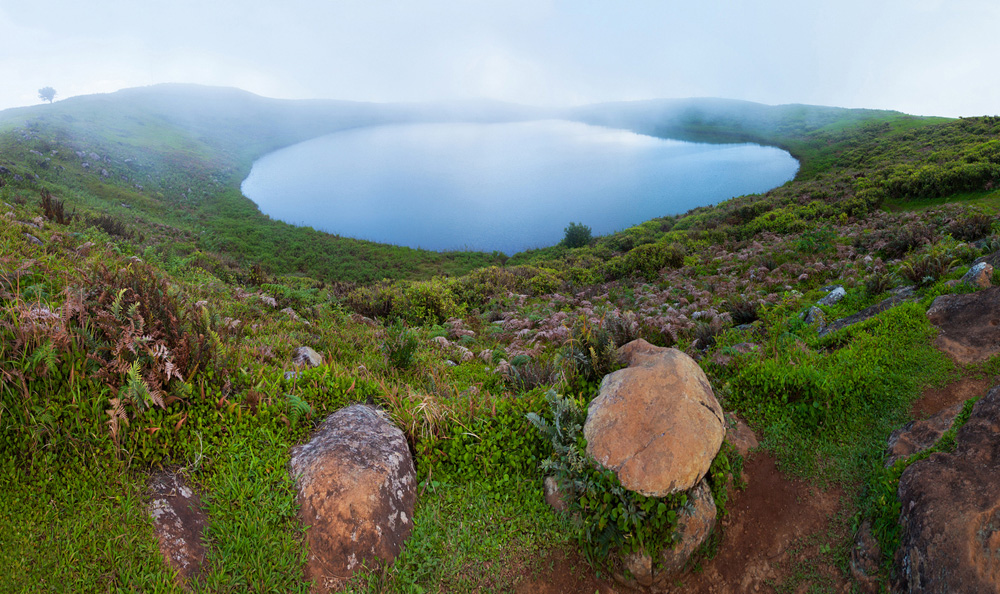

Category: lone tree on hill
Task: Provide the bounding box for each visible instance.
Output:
[38,87,56,103]
[562,221,593,248]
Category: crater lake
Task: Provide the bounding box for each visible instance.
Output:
[240,120,799,254]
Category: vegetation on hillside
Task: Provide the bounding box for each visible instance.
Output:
[2,88,1000,592]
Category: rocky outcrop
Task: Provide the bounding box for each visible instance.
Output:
[817,285,846,307]
[584,339,725,497]
[926,287,1000,364]
[818,287,916,337]
[148,471,208,583]
[885,403,964,467]
[895,385,1000,593]
[615,479,717,591]
[289,405,416,591]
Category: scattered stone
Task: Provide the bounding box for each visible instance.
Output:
[614,479,718,590]
[803,306,826,327]
[817,286,846,306]
[23,233,42,245]
[76,241,95,256]
[289,405,416,591]
[148,471,208,583]
[584,339,725,497]
[544,476,571,513]
[281,307,310,325]
[819,289,917,337]
[895,385,1000,593]
[293,346,323,368]
[926,287,1000,364]
[961,262,994,289]
[885,403,963,467]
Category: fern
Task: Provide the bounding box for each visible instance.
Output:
[285,393,313,426]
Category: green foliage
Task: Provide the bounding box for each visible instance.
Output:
[527,390,689,565]
[562,221,593,248]
[563,315,621,388]
[382,320,420,371]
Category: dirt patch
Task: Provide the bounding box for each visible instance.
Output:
[514,452,850,593]
[911,376,994,419]
[514,548,616,594]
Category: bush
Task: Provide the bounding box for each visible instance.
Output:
[382,320,419,370]
[562,222,593,248]
[949,213,993,242]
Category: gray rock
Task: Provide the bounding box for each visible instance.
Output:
[803,306,826,327]
[819,291,917,337]
[817,286,846,306]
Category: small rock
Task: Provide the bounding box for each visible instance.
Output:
[23,233,42,245]
[885,403,963,467]
[817,286,846,307]
[614,479,718,589]
[725,412,758,458]
[803,306,826,327]
[961,262,993,289]
[544,476,571,513]
[293,346,323,368]
[850,520,883,593]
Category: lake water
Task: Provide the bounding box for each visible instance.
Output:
[241,120,798,254]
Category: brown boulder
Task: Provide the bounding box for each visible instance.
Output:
[585,339,724,497]
[885,403,964,467]
[289,405,416,590]
[926,287,1000,364]
[148,471,208,583]
[895,385,1000,593]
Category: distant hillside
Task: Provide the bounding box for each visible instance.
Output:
[0,85,946,282]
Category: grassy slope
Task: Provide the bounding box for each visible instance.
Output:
[2,90,1000,592]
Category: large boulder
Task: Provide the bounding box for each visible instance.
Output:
[584,339,724,497]
[926,286,1000,364]
[289,405,416,590]
[895,385,1000,593]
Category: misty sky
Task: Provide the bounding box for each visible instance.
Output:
[2,0,998,117]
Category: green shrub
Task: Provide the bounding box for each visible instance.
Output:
[562,222,593,248]
[382,320,419,371]
[399,278,463,325]
[527,390,690,565]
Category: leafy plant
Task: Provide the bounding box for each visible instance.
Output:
[562,222,593,248]
[382,320,419,371]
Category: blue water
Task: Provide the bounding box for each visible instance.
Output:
[241,120,798,254]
